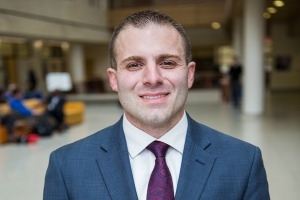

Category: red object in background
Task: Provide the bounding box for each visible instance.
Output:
[27,134,39,143]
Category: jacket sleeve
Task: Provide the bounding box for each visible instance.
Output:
[43,152,69,200]
[9,99,33,116]
[243,147,270,200]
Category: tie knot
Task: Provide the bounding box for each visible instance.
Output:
[147,141,170,158]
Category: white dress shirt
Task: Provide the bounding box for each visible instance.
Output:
[123,112,188,200]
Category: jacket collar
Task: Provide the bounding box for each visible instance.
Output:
[175,114,216,200]
[96,117,138,200]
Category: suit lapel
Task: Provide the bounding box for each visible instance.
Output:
[94,115,216,200]
[96,119,138,200]
[175,116,216,200]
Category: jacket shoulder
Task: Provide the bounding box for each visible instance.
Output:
[188,116,259,156]
[52,119,122,157]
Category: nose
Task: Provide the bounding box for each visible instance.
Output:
[142,64,163,86]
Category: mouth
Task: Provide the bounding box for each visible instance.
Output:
[140,93,169,99]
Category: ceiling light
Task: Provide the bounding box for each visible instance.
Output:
[61,42,70,50]
[267,7,277,14]
[211,22,221,29]
[273,0,285,7]
[33,40,43,49]
[263,12,271,19]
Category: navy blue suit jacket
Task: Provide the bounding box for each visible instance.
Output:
[44,114,270,199]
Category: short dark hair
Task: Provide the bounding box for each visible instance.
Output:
[109,10,192,69]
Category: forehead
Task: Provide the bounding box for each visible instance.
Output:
[114,24,184,58]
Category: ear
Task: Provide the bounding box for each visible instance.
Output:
[107,67,118,92]
[187,61,196,89]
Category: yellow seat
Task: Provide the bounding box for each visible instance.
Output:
[0,125,8,144]
[63,101,85,125]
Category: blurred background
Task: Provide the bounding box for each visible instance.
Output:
[0,0,299,199]
[0,0,299,100]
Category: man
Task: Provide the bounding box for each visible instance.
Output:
[229,56,243,107]
[45,89,67,132]
[44,10,270,199]
[3,88,40,142]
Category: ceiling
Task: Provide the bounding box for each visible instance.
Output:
[109,0,300,28]
[109,0,235,28]
[108,0,300,49]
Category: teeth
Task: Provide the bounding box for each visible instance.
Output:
[143,95,165,99]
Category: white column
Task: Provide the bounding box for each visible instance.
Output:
[70,44,85,93]
[243,0,265,115]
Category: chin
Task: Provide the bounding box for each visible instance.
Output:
[142,112,170,125]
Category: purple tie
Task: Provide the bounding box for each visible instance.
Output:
[146,141,174,200]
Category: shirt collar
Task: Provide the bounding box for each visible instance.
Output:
[123,112,188,158]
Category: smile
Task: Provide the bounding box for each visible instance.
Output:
[141,94,168,99]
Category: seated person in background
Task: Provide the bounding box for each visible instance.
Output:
[5,88,57,139]
[45,90,67,131]
[9,88,42,117]
[3,88,42,142]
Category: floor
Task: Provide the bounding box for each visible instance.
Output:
[0,90,299,200]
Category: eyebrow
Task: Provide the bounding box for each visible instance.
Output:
[120,56,144,66]
[158,54,182,62]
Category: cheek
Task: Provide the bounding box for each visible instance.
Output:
[117,73,138,91]
[168,71,189,88]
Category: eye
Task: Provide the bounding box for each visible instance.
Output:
[126,62,143,71]
[160,61,176,68]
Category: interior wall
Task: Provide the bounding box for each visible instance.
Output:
[84,43,111,92]
[0,0,110,43]
[270,21,300,90]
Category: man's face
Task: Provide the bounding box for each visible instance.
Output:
[107,24,195,133]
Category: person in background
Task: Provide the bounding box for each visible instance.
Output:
[219,64,230,103]
[0,87,6,103]
[23,82,43,100]
[8,88,41,117]
[45,90,67,132]
[44,10,269,200]
[23,69,43,100]
[3,88,41,142]
[229,56,243,108]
